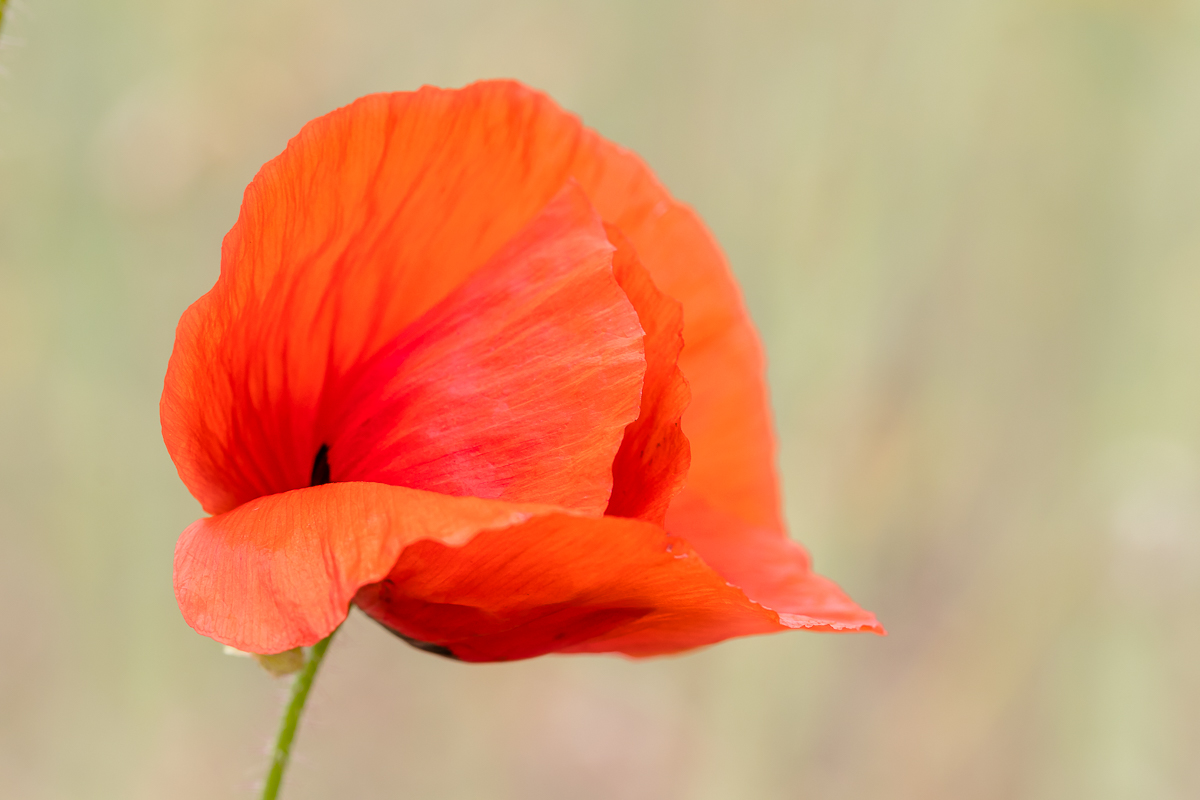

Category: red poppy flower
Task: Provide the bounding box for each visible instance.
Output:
[164,80,882,663]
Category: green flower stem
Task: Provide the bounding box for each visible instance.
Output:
[261,629,338,800]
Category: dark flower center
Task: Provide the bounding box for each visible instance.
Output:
[310,443,331,487]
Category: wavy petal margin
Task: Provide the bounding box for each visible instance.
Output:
[174,483,552,654]
[356,511,867,662]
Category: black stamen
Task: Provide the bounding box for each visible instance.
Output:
[310,443,331,487]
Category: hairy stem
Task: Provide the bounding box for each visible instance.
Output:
[260,629,338,800]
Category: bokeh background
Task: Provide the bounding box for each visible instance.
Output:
[1,0,1198,798]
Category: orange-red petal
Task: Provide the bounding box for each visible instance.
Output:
[163,84,605,514]
[173,482,556,654]
[604,224,691,525]
[566,132,784,535]
[354,514,795,662]
[163,171,644,516]
[317,184,643,515]
[664,490,885,634]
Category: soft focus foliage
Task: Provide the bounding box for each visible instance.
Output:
[1,1,1198,798]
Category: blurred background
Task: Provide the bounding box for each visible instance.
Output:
[1,0,1198,798]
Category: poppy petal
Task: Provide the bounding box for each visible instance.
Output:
[664,489,885,634]
[354,513,834,662]
[319,183,644,515]
[569,140,783,535]
[162,84,609,515]
[603,224,691,525]
[163,81,781,531]
[173,482,556,654]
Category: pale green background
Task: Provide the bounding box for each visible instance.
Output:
[1,1,1197,798]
